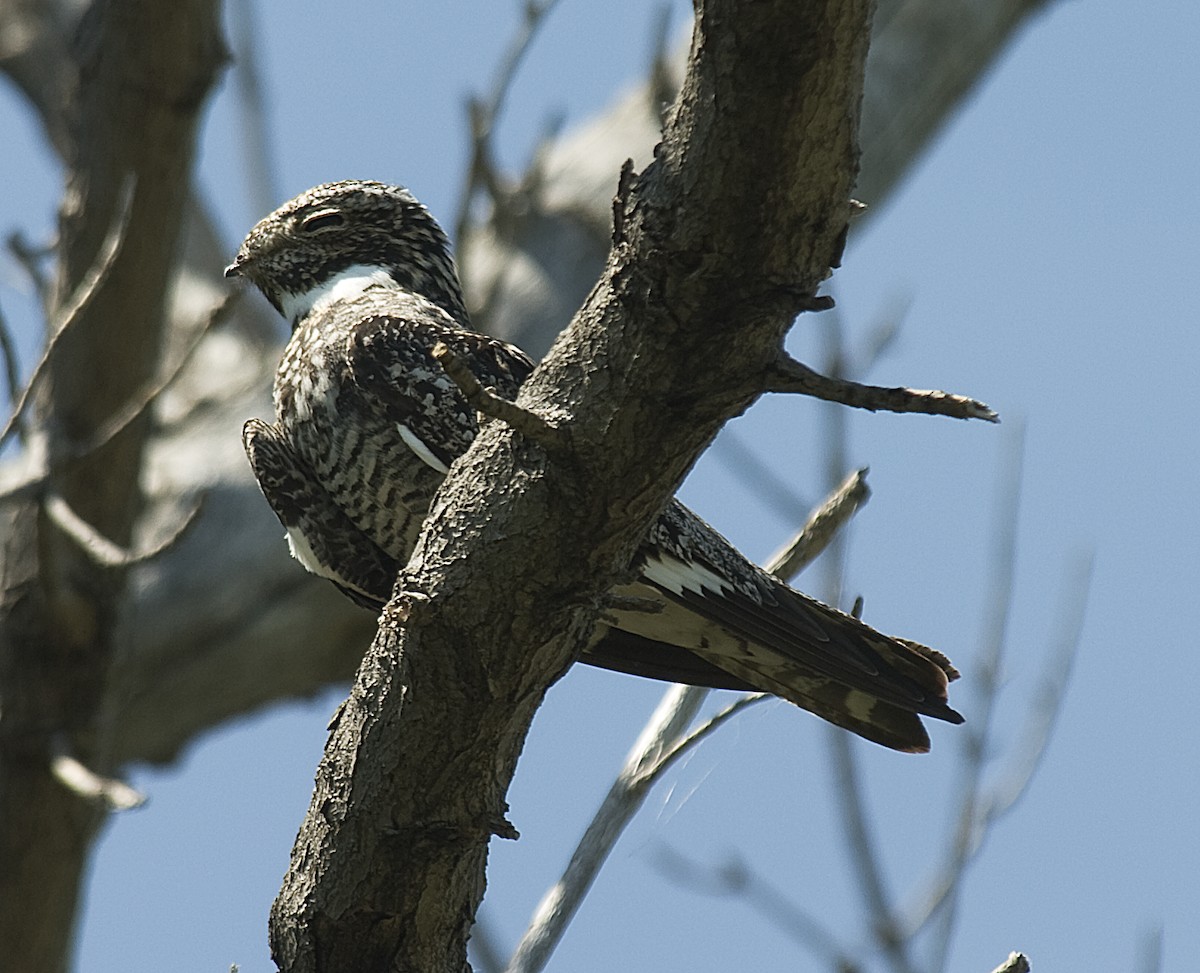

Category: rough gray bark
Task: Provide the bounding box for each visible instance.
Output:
[114,0,1049,773]
[0,0,1049,773]
[0,0,1051,968]
[464,0,1052,357]
[268,0,873,968]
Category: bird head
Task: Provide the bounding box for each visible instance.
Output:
[225,180,466,328]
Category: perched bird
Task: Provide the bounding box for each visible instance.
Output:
[228,180,963,752]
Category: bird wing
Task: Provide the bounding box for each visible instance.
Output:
[346,311,535,474]
[269,296,960,750]
[602,500,963,752]
[243,417,401,606]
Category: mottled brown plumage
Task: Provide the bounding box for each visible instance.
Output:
[229,180,963,751]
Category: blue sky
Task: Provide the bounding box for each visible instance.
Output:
[2,1,1197,970]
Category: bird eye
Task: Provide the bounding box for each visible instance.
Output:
[299,210,345,232]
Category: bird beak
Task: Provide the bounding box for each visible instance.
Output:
[225,248,256,279]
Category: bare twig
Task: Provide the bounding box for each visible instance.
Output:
[651,845,859,972]
[989,952,1030,973]
[0,302,22,409]
[979,552,1089,821]
[765,467,869,582]
[855,296,910,373]
[505,682,710,973]
[645,3,677,118]
[766,353,998,422]
[230,0,280,217]
[6,230,54,312]
[44,490,204,569]
[468,915,507,973]
[900,550,1090,942]
[1137,926,1162,973]
[505,475,871,973]
[830,726,914,970]
[49,738,146,811]
[432,341,568,451]
[712,426,813,524]
[65,289,239,461]
[454,0,565,266]
[815,315,919,973]
[630,692,767,789]
[921,426,1025,973]
[0,175,136,450]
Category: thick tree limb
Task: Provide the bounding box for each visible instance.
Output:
[0,3,1057,966]
[0,0,1044,776]
[0,4,225,972]
[269,2,876,968]
[466,0,1054,356]
[506,468,866,973]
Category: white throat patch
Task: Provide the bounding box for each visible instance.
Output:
[281,263,399,324]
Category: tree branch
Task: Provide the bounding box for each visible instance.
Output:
[990,952,1031,973]
[0,2,1059,963]
[0,5,225,971]
[766,353,998,422]
[0,176,135,451]
[432,340,569,452]
[506,462,871,972]
[269,1,877,968]
[0,0,1046,779]
[49,738,146,811]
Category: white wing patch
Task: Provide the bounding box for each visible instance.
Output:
[643,552,734,599]
[286,526,331,579]
[398,424,450,473]
[281,263,400,324]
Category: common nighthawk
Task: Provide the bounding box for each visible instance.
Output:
[228,180,963,752]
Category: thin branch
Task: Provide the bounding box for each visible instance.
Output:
[712,426,814,524]
[0,174,136,450]
[766,353,998,422]
[505,476,871,973]
[49,738,146,811]
[980,553,1090,819]
[650,845,860,972]
[830,726,914,971]
[5,230,54,314]
[432,341,568,451]
[765,467,869,582]
[815,314,920,973]
[645,3,677,119]
[1138,926,1163,973]
[855,295,910,373]
[468,914,507,973]
[65,289,239,461]
[230,0,280,217]
[44,490,205,569]
[0,301,22,409]
[504,682,711,973]
[454,0,564,263]
[989,952,1030,973]
[630,692,767,789]
[923,425,1025,973]
[490,1,564,129]
[900,550,1090,941]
